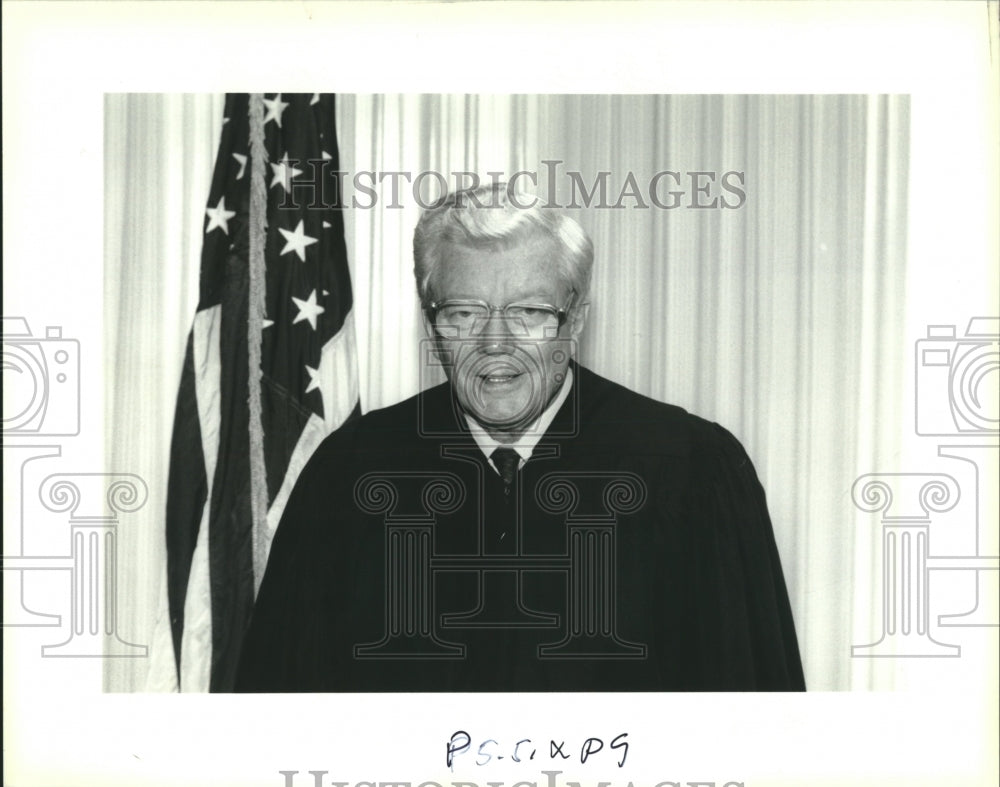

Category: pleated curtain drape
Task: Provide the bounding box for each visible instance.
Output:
[104,93,909,692]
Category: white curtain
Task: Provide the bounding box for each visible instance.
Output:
[104,93,909,692]
[104,94,226,692]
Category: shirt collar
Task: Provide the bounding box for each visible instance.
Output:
[464,366,574,470]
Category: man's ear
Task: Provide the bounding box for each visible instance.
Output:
[567,301,590,339]
[420,307,435,338]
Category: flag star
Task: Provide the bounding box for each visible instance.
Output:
[232,153,248,180]
[291,289,326,330]
[278,220,318,261]
[322,220,331,229]
[263,94,290,128]
[323,289,330,296]
[205,196,237,235]
[270,151,303,193]
[305,364,321,393]
[223,117,230,125]
[310,93,320,105]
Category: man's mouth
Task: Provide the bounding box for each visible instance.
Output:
[478,364,523,386]
[481,371,522,385]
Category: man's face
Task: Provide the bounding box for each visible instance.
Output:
[429,232,585,436]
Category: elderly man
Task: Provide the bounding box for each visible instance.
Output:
[236,183,805,691]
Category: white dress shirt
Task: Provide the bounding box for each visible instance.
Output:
[464,367,574,476]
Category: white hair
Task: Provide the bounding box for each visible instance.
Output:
[413,182,594,307]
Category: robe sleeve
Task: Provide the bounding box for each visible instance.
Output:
[234,433,350,693]
[684,422,806,690]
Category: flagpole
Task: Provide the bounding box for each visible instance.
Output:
[247,94,269,594]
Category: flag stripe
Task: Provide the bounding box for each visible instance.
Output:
[164,331,208,673]
[207,256,254,692]
[178,304,222,692]
[316,308,361,432]
[265,308,361,544]
[143,577,179,691]
[194,306,223,488]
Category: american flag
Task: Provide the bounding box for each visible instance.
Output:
[162,93,359,691]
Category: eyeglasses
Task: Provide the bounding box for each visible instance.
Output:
[428,292,576,339]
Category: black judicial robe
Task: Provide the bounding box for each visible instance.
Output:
[235,364,805,691]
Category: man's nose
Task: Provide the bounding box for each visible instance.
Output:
[476,309,518,352]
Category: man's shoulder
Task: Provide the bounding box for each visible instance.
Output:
[356,382,457,434]
[309,383,452,459]
[572,366,763,503]
[574,365,726,454]
[576,364,689,421]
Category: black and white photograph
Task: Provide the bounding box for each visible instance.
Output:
[3,3,998,786]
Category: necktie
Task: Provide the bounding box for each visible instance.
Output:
[491,447,520,493]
